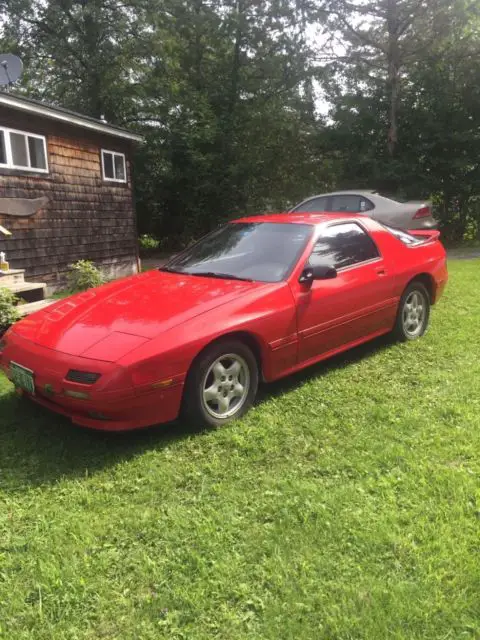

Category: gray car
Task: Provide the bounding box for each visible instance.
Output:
[289,190,438,230]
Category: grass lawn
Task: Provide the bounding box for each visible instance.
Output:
[1,260,480,639]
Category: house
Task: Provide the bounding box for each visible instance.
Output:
[0,91,143,304]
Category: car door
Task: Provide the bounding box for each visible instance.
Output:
[293,222,397,363]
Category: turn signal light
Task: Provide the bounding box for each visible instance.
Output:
[64,390,90,400]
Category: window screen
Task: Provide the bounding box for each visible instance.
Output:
[10,132,28,167]
[0,131,6,165]
[28,136,47,169]
[309,223,380,270]
[114,154,126,181]
[102,150,127,182]
[103,152,114,179]
[0,127,48,172]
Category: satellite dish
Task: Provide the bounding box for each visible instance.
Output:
[0,54,23,87]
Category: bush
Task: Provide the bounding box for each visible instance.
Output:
[68,260,104,292]
[139,234,160,251]
[0,287,20,334]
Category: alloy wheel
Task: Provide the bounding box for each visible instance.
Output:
[201,353,251,419]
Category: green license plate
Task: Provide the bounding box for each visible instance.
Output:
[10,361,36,395]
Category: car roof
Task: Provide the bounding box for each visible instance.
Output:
[233,212,369,225]
[300,190,377,199]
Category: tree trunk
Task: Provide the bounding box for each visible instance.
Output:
[387,61,399,156]
[83,9,104,119]
[227,0,243,120]
[386,0,400,156]
[220,0,244,194]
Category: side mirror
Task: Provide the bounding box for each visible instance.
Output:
[299,264,337,285]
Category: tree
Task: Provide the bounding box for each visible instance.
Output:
[1,0,330,244]
[0,0,149,123]
[319,0,468,157]
[320,4,480,240]
[134,0,328,242]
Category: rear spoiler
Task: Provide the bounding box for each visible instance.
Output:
[407,229,441,242]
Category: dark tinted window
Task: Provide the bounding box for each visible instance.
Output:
[292,196,329,213]
[330,194,374,213]
[10,132,28,167]
[166,222,313,283]
[102,152,114,179]
[28,136,47,170]
[114,154,126,181]
[0,129,48,171]
[0,131,6,165]
[102,150,127,182]
[309,223,379,270]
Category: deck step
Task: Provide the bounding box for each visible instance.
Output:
[3,281,47,303]
[18,299,55,316]
[8,281,46,294]
[0,269,26,286]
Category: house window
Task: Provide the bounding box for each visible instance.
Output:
[0,126,48,172]
[101,149,127,183]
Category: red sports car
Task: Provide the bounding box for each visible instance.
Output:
[0,213,447,431]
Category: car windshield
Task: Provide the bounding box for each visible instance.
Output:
[163,222,313,283]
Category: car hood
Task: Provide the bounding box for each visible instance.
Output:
[12,270,260,360]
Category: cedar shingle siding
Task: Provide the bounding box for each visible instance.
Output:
[0,107,138,289]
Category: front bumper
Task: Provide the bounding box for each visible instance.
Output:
[22,384,184,431]
[0,332,184,431]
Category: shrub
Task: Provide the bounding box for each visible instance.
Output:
[68,260,104,292]
[0,287,20,334]
[139,234,160,251]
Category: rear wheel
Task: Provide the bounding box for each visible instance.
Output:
[182,339,259,428]
[393,281,430,341]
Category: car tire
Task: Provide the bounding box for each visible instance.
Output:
[182,339,259,428]
[393,281,430,342]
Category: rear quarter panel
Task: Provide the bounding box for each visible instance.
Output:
[370,225,447,303]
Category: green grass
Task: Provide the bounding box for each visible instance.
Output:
[1,260,480,639]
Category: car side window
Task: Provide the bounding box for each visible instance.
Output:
[330,195,374,213]
[309,223,380,270]
[292,196,329,213]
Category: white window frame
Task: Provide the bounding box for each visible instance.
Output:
[0,125,49,173]
[101,149,127,183]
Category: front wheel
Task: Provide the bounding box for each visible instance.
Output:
[182,340,259,428]
[393,281,430,342]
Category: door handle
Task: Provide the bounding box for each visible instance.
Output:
[376,267,387,276]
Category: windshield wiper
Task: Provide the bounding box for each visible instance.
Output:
[158,266,184,274]
[186,271,253,282]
